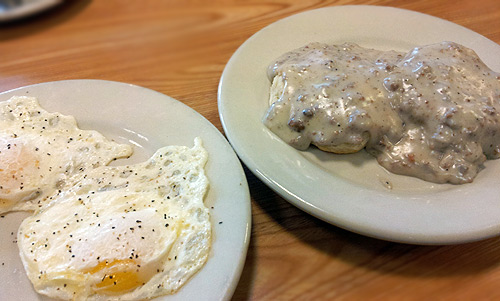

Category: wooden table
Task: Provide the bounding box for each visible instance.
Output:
[2,0,500,299]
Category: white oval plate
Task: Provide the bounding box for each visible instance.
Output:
[0,0,62,22]
[0,80,251,300]
[218,5,500,245]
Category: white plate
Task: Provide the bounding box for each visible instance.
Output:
[0,0,62,22]
[218,5,500,245]
[0,80,251,300]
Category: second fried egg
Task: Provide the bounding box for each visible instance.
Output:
[17,138,211,300]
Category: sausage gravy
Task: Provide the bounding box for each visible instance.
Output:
[263,42,500,184]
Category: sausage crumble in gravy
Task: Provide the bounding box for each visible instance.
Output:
[263,42,500,184]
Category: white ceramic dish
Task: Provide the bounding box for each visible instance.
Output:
[0,79,251,300]
[218,5,500,245]
[0,0,62,22]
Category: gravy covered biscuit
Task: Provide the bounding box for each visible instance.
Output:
[0,96,133,213]
[264,42,500,184]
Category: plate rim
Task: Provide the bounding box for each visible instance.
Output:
[0,0,63,22]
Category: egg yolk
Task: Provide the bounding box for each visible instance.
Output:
[87,259,145,295]
[0,138,39,193]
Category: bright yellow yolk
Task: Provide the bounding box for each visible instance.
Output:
[87,259,145,295]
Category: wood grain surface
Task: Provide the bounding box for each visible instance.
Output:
[2,0,500,300]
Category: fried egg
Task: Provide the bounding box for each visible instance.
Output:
[0,96,133,214]
[17,138,211,300]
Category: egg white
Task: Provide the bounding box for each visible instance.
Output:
[0,96,133,214]
[17,138,211,300]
